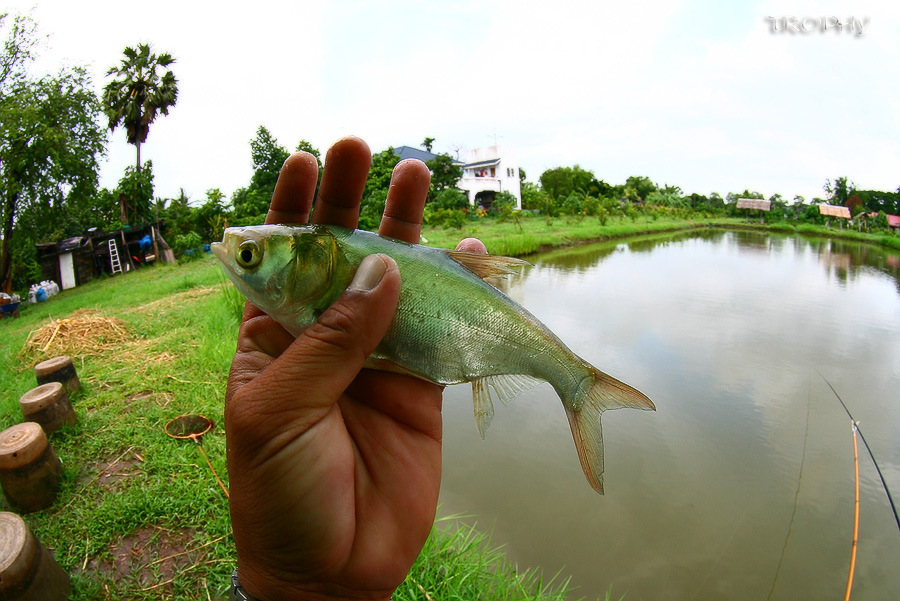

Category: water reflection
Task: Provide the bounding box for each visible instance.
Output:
[438,230,900,601]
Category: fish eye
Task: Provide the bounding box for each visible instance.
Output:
[236,240,262,269]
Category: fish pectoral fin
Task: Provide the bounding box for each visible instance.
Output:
[447,250,531,281]
[472,374,544,438]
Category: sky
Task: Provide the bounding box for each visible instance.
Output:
[5,0,899,205]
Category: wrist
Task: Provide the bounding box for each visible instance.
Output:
[232,565,394,601]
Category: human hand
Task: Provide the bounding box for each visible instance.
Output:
[225,136,451,600]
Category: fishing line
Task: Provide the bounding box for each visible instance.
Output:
[817,371,900,534]
[766,377,812,601]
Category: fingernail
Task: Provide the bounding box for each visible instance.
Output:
[348,254,387,292]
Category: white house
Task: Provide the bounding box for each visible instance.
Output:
[457,146,521,210]
[394,144,522,209]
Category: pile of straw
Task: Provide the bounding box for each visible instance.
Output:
[21,309,131,361]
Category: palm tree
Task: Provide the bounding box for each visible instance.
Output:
[103,43,177,223]
[102,43,178,174]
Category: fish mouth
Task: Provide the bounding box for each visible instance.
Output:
[210,242,227,263]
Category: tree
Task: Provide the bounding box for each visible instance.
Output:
[624,176,657,202]
[421,137,435,152]
[425,152,462,201]
[115,161,154,225]
[539,165,604,201]
[0,14,106,292]
[232,126,290,220]
[824,176,855,206]
[103,43,178,173]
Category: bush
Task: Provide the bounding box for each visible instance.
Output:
[173,231,203,258]
[432,188,469,211]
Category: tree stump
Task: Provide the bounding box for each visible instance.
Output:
[34,356,81,394]
[19,383,76,435]
[0,424,63,513]
[0,512,71,600]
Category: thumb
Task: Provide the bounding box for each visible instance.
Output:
[246,253,401,418]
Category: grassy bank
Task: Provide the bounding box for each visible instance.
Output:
[0,254,573,600]
[420,214,900,256]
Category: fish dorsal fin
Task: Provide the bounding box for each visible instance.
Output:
[472,374,544,439]
[447,250,530,281]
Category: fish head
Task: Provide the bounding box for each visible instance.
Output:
[212,224,349,332]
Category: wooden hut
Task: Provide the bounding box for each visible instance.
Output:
[36,224,174,291]
[736,198,770,221]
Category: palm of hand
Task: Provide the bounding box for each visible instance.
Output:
[226,138,445,600]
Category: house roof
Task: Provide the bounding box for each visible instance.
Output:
[393,146,438,163]
[866,212,900,227]
[818,204,851,219]
[465,158,501,169]
[736,198,770,211]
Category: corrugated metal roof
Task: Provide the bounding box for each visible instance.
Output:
[818,204,851,218]
[393,146,437,163]
[465,158,501,169]
[736,198,771,211]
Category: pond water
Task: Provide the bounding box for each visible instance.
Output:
[437,229,900,601]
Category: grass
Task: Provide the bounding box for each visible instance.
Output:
[3,217,893,599]
[0,253,575,601]
[421,214,900,257]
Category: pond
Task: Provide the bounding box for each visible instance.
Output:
[437,229,900,601]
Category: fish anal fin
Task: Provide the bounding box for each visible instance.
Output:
[472,379,494,439]
[447,250,530,281]
[472,374,543,438]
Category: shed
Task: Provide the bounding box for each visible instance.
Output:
[36,223,174,290]
[736,198,771,211]
[818,205,851,219]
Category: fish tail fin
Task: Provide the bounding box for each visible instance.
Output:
[565,368,655,494]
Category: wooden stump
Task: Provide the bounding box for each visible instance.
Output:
[34,356,81,394]
[19,383,76,435]
[0,424,63,513]
[0,512,71,600]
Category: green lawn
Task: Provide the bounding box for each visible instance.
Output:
[0,254,573,600]
[1,215,893,599]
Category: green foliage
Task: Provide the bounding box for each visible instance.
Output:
[0,14,106,292]
[426,208,467,229]
[232,128,321,223]
[539,165,605,202]
[250,126,290,195]
[358,189,387,232]
[824,176,856,206]
[431,188,469,211]
[855,189,900,215]
[425,153,463,201]
[398,519,571,601]
[194,188,228,242]
[102,42,177,168]
[172,230,202,256]
[624,175,657,201]
[364,147,401,200]
[491,191,518,220]
[116,160,154,224]
[561,192,583,216]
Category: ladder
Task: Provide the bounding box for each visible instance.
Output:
[109,239,123,275]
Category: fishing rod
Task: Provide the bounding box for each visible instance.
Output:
[818,372,900,534]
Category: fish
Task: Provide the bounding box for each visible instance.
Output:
[213,224,655,493]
